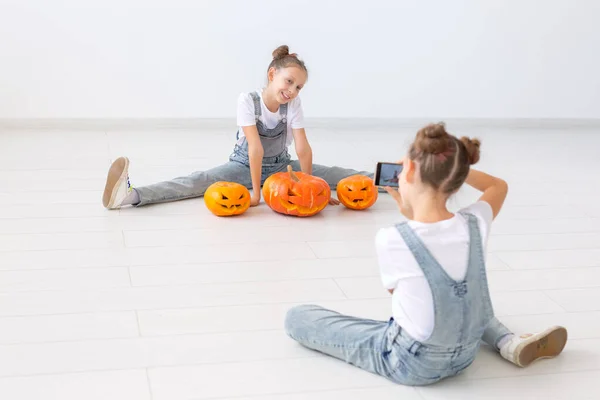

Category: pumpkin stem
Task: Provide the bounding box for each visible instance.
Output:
[287,165,300,182]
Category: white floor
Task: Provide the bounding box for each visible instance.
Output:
[1,122,599,400]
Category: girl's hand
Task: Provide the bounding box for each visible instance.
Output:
[384,186,402,207]
[384,159,404,204]
[385,186,413,219]
[250,193,261,207]
[328,197,340,206]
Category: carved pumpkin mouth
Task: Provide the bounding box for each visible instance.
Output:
[271,188,329,213]
[340,196,369,205]
[220,203,245,209]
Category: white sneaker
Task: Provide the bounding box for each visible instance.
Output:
[500,326,568,367]
[102,157,133,209]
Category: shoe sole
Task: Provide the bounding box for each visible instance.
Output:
[102,157,129,209]
[516,326,568,367]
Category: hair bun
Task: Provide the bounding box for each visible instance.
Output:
[272,45,290,60]
[415,123,451,154]
[460,137,481,165]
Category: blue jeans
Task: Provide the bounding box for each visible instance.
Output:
[284,305,512,386]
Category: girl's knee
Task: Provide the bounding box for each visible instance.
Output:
[284,304,321,337]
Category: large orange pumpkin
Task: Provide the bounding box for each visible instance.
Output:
[262,165,330,217]
[204,181,251,216]
[336,175,378,210]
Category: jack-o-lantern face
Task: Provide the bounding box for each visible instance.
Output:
[204,181,251,216]
[336,175,378,210]
[262,166,331,217]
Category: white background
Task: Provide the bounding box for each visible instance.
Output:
[0,0,598,119]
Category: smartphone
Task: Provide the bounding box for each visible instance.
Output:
[374,162,403,187]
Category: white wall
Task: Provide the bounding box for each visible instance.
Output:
[0,0,598,119]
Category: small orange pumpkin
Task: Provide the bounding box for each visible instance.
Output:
[204,181,251,216]
[262,165,331,217]
[336,175,378,210]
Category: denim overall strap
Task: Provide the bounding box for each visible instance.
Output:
[248,91,288,123]
[394,213,494,349]
[278,98,288,123]
[457,211,495,338]
[249,91,262,121]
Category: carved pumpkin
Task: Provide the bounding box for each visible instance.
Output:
[262,165,331,217]
[336,175,378,210]
[204,181,251,216]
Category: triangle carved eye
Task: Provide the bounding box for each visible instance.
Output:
[221,195,229,200]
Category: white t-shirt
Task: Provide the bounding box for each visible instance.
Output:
[236,88,304,147]
[375,201,494,342]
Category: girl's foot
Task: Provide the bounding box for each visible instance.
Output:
[102,157,138,209]
[500,326,568,367]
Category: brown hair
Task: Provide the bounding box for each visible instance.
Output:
[408,122,480,195]
[267,45,308,77]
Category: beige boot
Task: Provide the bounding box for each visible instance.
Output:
[102,157,133,209]
[500,326,568,367]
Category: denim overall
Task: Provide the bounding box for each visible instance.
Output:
[135,91,373,206]
[230,92,291,165]
[285,212,512,386]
